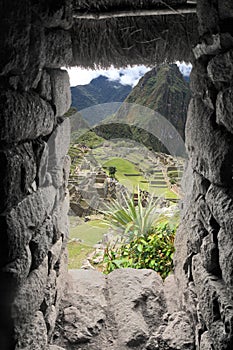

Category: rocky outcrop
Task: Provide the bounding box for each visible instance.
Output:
[53,269,194,350]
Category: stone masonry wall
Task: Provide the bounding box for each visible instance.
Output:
[174,1,233,349]
[0,1,73,349]
[1,1,233,350]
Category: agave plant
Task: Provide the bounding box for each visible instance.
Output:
[104,188,160,241]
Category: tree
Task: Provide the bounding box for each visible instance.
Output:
[108,166,117,179]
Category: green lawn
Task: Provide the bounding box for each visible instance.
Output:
[69,219,109,246]
[102,158,150,191]
[68,241,94,269]
[68,218,109,269]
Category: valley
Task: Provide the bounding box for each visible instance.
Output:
[67,63,189,272]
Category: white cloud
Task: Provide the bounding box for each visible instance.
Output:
[176,61,192,76]
[65,62,191,87]
[66,65,151,87]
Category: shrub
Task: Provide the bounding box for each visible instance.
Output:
[102,189,177,279]
[103,188,159,240]
[103,221,176,279]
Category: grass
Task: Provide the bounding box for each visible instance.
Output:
[68,241,94,269]
[68,218,109,269]
[102,158,150,191]
[69,219,109,246]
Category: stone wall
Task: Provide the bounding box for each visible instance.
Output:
[0,1,73,349]
[174,1,233,349]
[1,1,233,350]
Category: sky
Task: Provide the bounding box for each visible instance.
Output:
[66,62,192,87]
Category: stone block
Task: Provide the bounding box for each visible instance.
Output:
[207,49,233,87]
[200,233,219,274]
[55,250,68,309]
[200,331,213,350]
[186,98,233,185]
[0,18,30,75]
[49,238,63,270]
[216,88,233,134]
[15,311,48,350]
[108,268,165,348]
[48,346,65,350]
[45,305,57,340]
[44,270,57,309]
[63,155,71,188]
[218,228,233,290]
[12,257,48,324]
[37,69,52,101]
[192,254,233,348]
[49,69,71,117]
[30,217,54,270]
[19,25,46,90]
[193,34,222,59]
[45,29,73,68]
[205,185,233,232]
[0,143,37,213]
[47,118,70,169]
[163,274,179,315]
[1,245,31,286]
[189,61,213,107]
[0,91,55,143]
[161,311,195,350]
[193,33,233,60]
[0,186,56,264]
[47,119,70,188]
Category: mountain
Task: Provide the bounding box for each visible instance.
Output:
[71,75,132,113]
[124,63,190,140]
[95,64,191,156]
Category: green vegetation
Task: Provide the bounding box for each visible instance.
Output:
[108,166,117,179]
[103,222,176,279]
[68,242,94,269]
[68,219,109,269]
[70,219,108,246]
[102,158,149,191]
[72,130,105,149]
[104,189,159,240]
[102,192,177,279]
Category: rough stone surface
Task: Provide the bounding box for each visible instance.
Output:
[1,245,32,286]
[158,311,195,350]
[200,331,213,350]
[0,91,55,143]
[37,69,52,102]
[186,98,233,185]
[216,88,233,133]
[207,50,233,87]
[218,228,233,290]
[48,346,66,350]
[192,254,233,349]
[49,69,71,117]
[0,142,37,213]
[53,269,194,350]
[164,274,179,315]
[108,269,165,348]
[15,311,48,350]
[0,186,56,264]
[12,257,48,324]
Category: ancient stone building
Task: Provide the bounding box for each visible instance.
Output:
[0,0,233,349]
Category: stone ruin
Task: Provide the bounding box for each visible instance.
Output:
[1,1,233,350]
